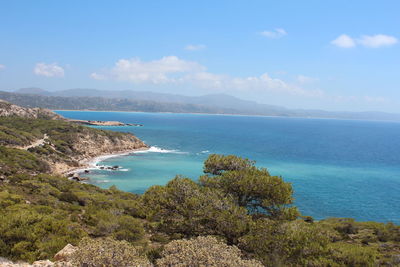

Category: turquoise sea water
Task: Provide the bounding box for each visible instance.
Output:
[56,111,400,223]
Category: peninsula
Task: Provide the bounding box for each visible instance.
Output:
[68,119,143,127]
[0,100,148,174]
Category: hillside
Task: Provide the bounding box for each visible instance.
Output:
[1,101,400,266]
[8,88,400,121]
[0,101,147,174]
[0,99,63,120]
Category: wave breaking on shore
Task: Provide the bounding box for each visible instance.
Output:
[134,146,188,154]
[68,145,189,176]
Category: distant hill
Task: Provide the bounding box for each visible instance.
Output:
[13,88,290,114]
[15,87,50,95]
[2,88,400,121]
[0,91,241,114]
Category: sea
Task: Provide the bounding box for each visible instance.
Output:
[56,110,400,224]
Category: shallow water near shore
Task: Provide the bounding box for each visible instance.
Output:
[56,110,400,223]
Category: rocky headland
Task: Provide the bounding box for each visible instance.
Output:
[0,99,148,175]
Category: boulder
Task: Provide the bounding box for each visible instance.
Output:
[32,260,54,266]
[54,244,77,262]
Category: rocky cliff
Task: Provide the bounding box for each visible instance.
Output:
[51,129,148,174]
[0,99,64,120]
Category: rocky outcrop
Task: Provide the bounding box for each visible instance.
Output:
[0,259,59,267]
[51,131,148,174]
[71,133,147,161]
[0,244,75,266]
[0,99,63,120]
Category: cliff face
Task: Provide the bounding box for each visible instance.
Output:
[72,132,146,160]
[51,130,148,173]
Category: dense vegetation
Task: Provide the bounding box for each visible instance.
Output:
[1,117,400,266]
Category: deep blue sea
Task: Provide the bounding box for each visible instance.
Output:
[56,111,400,224]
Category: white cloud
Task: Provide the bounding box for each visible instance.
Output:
[260,28,287,39]
[90,72,106,80]
[332,34,397,48]
[331,34,356,48]
[97,56,205,84]
[363,95,387,103]
[357,34,398,48]
[0,64,5,70]
[185,44,206,51]
[91,56,323,97]
[34,63,64,77]
[297,75,317,84]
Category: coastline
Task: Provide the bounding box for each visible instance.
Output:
[53,109,400,124]
[63,147,150,175]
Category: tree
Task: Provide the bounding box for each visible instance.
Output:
[200,154,298,220]
[203,154,255,175]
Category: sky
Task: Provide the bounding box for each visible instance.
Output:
[0,0,399,112]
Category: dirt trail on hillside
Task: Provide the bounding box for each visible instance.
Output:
[22,134,48,150]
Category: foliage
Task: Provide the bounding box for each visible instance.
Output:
[156,236,263,267]
[239,219,333,266]
[142,176,250,243]
[328,242,378,267]
[203,154,255,175]
[201,154,298,220]
[0,173,147,262]
[0,206,85,262]
[71,237,152,267]
[0,146,50,175]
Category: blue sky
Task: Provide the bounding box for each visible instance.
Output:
[0,0,399,112]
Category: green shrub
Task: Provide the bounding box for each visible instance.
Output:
[329,243,378,267]
[239,219,332,266]
[142,176,250,243]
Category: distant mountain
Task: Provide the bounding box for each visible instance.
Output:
[15,87,50,95]
[14,88,289,114]
[4,88,400,122]
[0,91,241,114]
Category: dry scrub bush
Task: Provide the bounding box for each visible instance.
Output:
[71,237,152,267]
[156,236,263,267]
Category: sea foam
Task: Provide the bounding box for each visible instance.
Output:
[134,146,188,154]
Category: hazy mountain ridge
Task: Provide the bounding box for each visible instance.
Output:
[1,91,241,114]
[6,88,400,121]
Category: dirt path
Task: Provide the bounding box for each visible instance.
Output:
[22,134,48,150]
